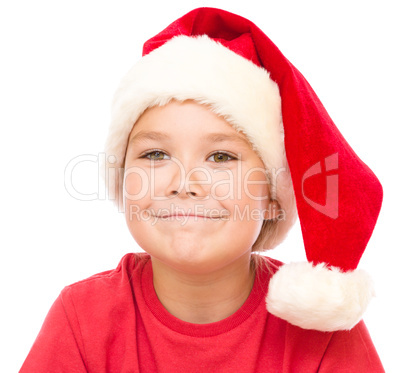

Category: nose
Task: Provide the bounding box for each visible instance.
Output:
[166,163,210,200]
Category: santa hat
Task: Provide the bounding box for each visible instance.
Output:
[103,7,383,332]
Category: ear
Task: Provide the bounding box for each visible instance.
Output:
[263,199,281,220]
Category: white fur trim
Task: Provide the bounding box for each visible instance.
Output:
[103,34,296,248]
[266,262,375,331]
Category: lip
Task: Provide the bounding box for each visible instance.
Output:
[155,214,222,219]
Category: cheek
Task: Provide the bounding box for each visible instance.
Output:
[210,167,269,203]
[123,168,151,229]
[244,169,269,198]
[124,167,150,200]
[210,171,234,200]
[124,201,161,252]
[217,169,269,232]
[232,169,270,208]
[243,182,270,214]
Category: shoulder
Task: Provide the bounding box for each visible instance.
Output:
[262,255,283,269]
[59,252,150,312]
[27,253,151,371]
[254,254,283,275]
[65,252,148,287]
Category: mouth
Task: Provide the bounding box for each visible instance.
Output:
[154,214,222,219]
[142,207,230,222]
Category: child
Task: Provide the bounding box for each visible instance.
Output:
[20,7,384,372]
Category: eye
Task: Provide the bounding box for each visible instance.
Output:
[141,150,170,161]
[207,152,237,163]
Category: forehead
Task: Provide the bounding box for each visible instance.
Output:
[129,100,252,148]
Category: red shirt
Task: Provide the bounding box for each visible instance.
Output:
[20,253,384,372]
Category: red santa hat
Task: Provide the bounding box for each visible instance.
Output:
[103,7,383,332]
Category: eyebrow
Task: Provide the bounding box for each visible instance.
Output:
[129,130,171,144]
[129,130,251,147]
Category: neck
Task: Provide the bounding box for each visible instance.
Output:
[151,253,255,324]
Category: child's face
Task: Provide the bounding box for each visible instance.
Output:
[124,100,271,274]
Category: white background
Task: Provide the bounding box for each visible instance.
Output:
[1,0,401,371]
